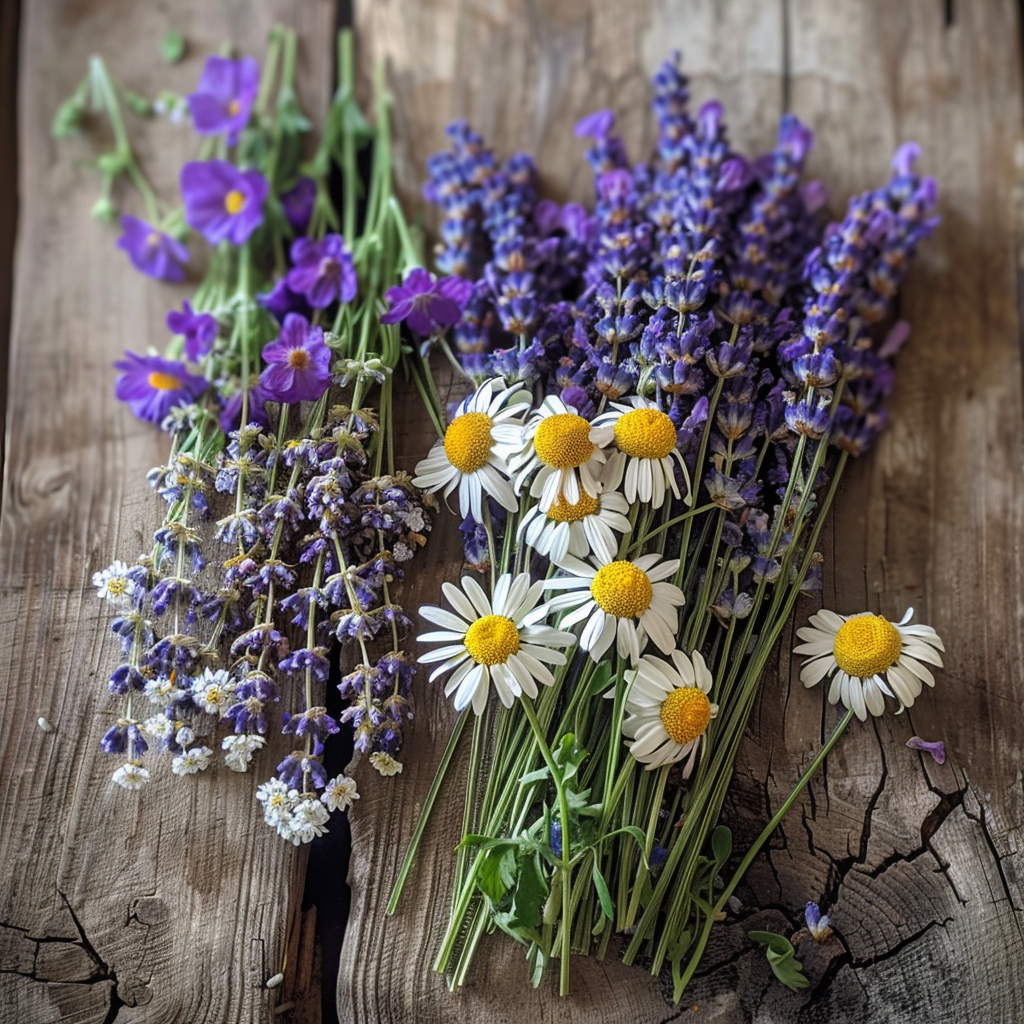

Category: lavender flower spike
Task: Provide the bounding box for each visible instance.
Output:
[181,159,268,245]
[187,56,259,143]
[906,736,946,765]
[116,215,189,282]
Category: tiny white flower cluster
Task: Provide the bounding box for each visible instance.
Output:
[257,776,358,845]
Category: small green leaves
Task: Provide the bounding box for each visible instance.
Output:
[711,825,732,872]
[161,30,185,64]
[591,858,614,920]
[475,842,518,904]
[748,930,810,991]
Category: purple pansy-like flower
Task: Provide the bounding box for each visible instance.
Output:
[285,234,357,309]
[281,177,317,232]
[219,377,272,433]
[380,268,472,336]
[259,313,332,403]
[906,735,946,765]
[116,215,189,282]
[257,278,309,322]
[187,56,259,143]
[166,300,218,361]
[114,352,207,424]
[181,160,268,246]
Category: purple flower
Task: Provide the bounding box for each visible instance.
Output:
[166,300,218,360]
[575,109,615,138]
[187,56,259,143]
[114,352,207,424]
[219,377,272,433]
[804,901,833,942]
[116,215,189,282]
[181,160,268,245]
[257,279,309,321]
[285,234,357,308]
[259,313,332,403]
[906,736,946,765]
[381,268,472,336]
[282,177,316,232]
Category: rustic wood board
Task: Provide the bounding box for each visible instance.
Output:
[343,1,1024,1021]
[0,2,334,1022]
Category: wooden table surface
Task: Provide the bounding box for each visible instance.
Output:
[1,2,1022,1023]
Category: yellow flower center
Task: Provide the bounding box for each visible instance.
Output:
[659,686,712,745]
[533,413,595,469]
[832,615,903,678]
[463,614,520,666]
[546,491,600,523]
[224,189,246,215]
[590,561,653,619]
[227,99,241,116]
[147,371,181,391]
[614,407,678,460]
[106,577,128,596]
[287,348,311,370]
[146,231,161,248]
[443,412,494,474]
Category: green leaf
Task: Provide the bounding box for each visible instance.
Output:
[584,661,614,698]
[519,765,551,785]
[591,858,614,920]
[161,30,185,64]
[476,844,518,904]
[749,931,810,992]
[711,825,732,871]
[508,852,548,932]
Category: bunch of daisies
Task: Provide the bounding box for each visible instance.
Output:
[388,53,945,999]
[62,31,451,843]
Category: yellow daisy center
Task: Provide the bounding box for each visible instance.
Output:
[443,412,494,474]
[659,686,712,745]
[224,189,246,215]
[614,407,678,460]
[590,561,653,618]
[547,491,600,523]
[147,371,181,391]
[533,413,595,469]
[464,614,520,666]
[105,577,129,596]
[832,615,903,678]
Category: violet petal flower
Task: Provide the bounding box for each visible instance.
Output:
[804,901,833,942]
[116,215,189,282]
[259,313,332,403]
[166,300,218,360]
[381,268,472,336]
[220,378,272,433]
[187,56,259,143]
[181,160,268,245]
[114,352,207,424]
[285,234,357,308]
[575,109,615,138]
[257,278,310,322]
[906,736,946,765]
[281,177,317,232]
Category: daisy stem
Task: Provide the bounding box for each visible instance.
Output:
[519,695,574,996]
[629,502,718,551]
[623,764,669,929]
[673,707,855,1001]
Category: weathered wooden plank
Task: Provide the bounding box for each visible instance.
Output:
[346,0,1024,1021]
[0,2,334,1022]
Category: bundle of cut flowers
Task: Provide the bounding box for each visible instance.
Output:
[387,53,946,1000]
[56,29,452,843]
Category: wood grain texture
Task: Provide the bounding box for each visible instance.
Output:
[0,2,334,1022]
[344,0,1024,1021]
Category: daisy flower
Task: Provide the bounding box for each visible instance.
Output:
[92,560,137,605]
[518,485,631,565]
[543,553,685,663]
[795,608,944,720]
[171,746,215,776]
[321,774,359,812]
[417,572,575,715]
[590,396,689,509]
[621,650,718,773]
[511,395,608,512]
[112,760,150,791]
[413,379,527,523]
[368,752,403,777]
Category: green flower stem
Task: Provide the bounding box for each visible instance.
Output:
[673,707,855,1001]
[519,694,574,996]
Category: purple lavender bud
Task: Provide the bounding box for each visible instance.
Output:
[906,736,946,765]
